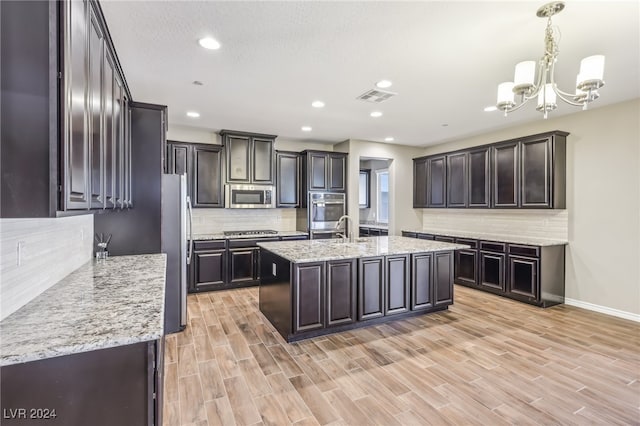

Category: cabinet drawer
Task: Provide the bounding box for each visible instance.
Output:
[455,238,478,248]
[479,241,506,253]
[508,244,540,258]
[229,237,280,248]
[434,236,455,243]
[417,233,435,240]
[193,240,226,250]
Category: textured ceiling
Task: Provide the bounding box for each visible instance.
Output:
[101,1,639,147]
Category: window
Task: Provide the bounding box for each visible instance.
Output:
[376,169,389,223]
[359,169,370,208]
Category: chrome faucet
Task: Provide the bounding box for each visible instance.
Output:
[335,215,353,242]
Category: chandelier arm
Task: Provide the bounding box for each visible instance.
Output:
[553,90,586,107]
[548,61,578,98]
[504,100,532,114]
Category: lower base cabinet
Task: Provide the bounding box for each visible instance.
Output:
[0,339,164,426]
[326,260,357,326]
[385,255,410,315]
[411,253,433,310]
[434,252,454,306]
[358,257,385,320]
[191,240,227,292]
[229,247,259,284]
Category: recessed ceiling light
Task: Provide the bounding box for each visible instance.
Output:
[192,81,204,86]
[384,137,394,142]
[370,111,383,118]
[376,80,393,89]
[311,101,325,108]
[198,37,221,50]
[442,123,449,127]
[484,106,498,112]
[301,126,312,132]
[186,111,200,118]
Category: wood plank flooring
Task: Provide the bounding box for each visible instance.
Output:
[163,285,640,426]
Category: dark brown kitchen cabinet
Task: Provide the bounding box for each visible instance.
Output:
[520,135,567,208]
[479,241,507,292]
[326,260,357,327]
[293,262,325,333]
[413,158,428,207]
[193,145,224,208]
[493,142,519,208]
[358,257,385,321]
[302,150,348,194]
[468,147,491,207]
[0,339,164,426]
[229,248,259,284]
[454,238,478,287]
[434,251,454,306]
[411,253,433,310]
[88,7,104,209]
[166,142,224,208]
[508,256,539,300]
[428,155,447,207]
[447,152,467,207]
[190,240,227,293]
[275,151,301,207]
[385,255,410,315]
[220,130,276,184]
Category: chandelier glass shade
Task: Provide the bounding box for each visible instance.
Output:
[496,1,605,119]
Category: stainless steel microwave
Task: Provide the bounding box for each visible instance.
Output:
[225,184,276,208]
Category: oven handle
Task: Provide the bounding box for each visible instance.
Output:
[312,201,345,205]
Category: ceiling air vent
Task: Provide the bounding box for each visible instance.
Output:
[356,89,397,103]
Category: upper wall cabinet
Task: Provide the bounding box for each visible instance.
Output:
[0,0,133,217]
[275,151,301,208]
[166,141,224,208]
[220,130,276,185]
[413,130,568,210]
[302,151,347,193]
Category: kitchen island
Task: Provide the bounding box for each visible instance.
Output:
[257,236,468,342]
[0,254,166,426]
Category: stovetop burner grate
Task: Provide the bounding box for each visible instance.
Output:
[223,229,278,236]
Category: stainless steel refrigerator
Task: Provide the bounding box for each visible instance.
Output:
[161,174,193,333]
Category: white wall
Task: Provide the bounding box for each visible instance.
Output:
[420,99,640,317]
[0,215,94,320]
[336,139,424,236]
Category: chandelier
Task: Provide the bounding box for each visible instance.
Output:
[496,1,605,119]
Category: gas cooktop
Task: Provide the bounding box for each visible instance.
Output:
[223,229,278,236]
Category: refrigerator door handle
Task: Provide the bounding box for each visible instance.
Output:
[186,195,193,265]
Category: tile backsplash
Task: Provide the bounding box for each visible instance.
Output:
[0,215,94,320]
[192,208,298,235]
[422,209,568,241]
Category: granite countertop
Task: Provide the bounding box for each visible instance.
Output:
[402,229,567,247]
[258,236,468,263]
[0,254,166,366]
[192,230,308,240]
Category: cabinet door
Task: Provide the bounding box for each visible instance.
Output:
[479,251,506,291]
[358,257,385,320]
[385,255,410,315]
[326,260,356,327]
[103,51,115,208]
[413,158,428,207]
[64,0,90,209]
[166,143,191,175]
[252,138,274,183]
[508,256,539,300]
[328,154,346,191]
[122,96,131,208]
[455,250,477,286]
[88,8,104,209]
[113,75,124,208]
[434,251,453,306]
[447,153,467,207]
[309,153,328,190]
[193,145,223,208]
[293,262,325,333]
[411,253,433,310]
[192,250,227,292]
[520,138,551,207]
[493,142,519,207]
[229,248,258,284]
[226,135,250,182]
[427,156,446,208]
[468,148,490,208]
[276,151,300,207]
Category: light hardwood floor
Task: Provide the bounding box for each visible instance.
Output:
[163,285,640,426]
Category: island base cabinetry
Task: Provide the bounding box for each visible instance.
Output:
[0,339,164,426]
[260,250,454,342]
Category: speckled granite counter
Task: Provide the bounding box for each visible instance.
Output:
[0,254,166,366]
[402,229,567,247]
[192,230,308,240]
[258,236,468,263]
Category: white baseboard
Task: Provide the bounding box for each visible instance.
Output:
[564,298,640,323]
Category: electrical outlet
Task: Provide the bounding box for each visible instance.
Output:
[80,227,85,241]
[17,241,26,267]
[272,263,277,276]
